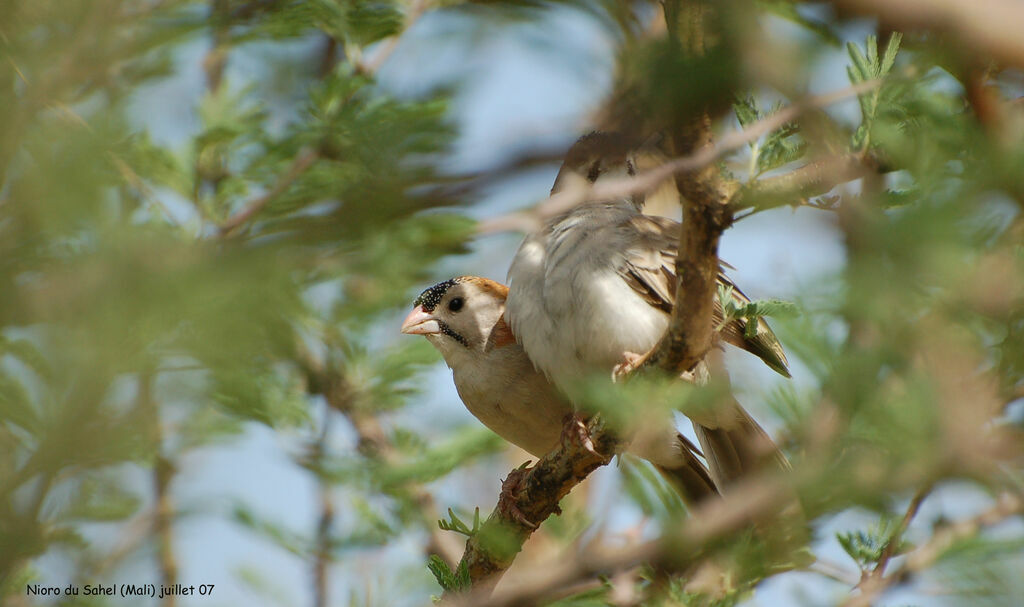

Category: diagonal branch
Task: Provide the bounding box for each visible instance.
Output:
[833,0,1024,70]
[357,0,431,75]
[735,153,879,218]
[841,491,1023,607]
[296,344,464,568]
[219,148,320,236]
[441,473,796,607]
[870,485,931,579]
[448,418,618,595]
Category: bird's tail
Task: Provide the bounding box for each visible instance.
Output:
[654,433,719,505]
[695,405,811,564]
[692,402,790,489]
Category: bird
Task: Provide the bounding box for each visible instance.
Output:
[400,275,718,503]
[505,131,791,489]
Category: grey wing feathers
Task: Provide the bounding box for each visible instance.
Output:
[616,213,790,377]
[617,215,680,315]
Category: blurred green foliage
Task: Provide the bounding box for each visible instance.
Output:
[0,0,480,601]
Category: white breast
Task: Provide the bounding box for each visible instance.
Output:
[506,203,669,397]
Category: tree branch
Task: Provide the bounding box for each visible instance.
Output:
[141,371,178,607]
[203,0,230,94]
[218,148,320,236]
[735,153,878,217]
[448,417,618,595]
[296,344,464,568]
[869,485,931,580]
[442,473,797,607]
[357,0,430,76]
[312,412,333,607]
[833,0,1024,70]
[841,492,1023,607]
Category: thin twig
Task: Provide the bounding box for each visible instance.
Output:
[441,474,795,607]
[871,485,932,579]
[141,371,178,607]
[204,0,230,93]
[109,154,186,228]
[358,0,430,75]
[735,153,877,217]
[448,417,619,595]
[312,411,333,607]
[296,344,464,568]
[841,492,1023,607]
[810,560,862,586]
[218,148,320,236]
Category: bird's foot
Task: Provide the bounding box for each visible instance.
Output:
[560,413,607,462]
[497,465,537,529]
[612,351,700,383]
[612,351,648,382]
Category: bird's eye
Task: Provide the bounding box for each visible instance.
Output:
[587,161,602,182]
[448,297,464,312]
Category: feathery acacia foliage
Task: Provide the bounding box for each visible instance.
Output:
[1,1,1022,606]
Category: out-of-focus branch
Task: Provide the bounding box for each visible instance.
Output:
[357,0,430,75]
[154,455,177,607]
[296,346,463,567]
[312,414,333,607]
[868,485,931,580]
[446,483,1023,607]
[218,148,320,236]
[475,79,881,236]
[735,153,878,217]
[844,485,933,606]
[448,418,618,595]
[141,371,178,607]
[841,492,1024,607]
[204,0,230,93]
[833,0,1024,70]
[442,474,796,607]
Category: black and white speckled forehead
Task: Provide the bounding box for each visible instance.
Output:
[413,277,464,311]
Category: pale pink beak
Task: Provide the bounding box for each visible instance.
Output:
[400,305,441,335]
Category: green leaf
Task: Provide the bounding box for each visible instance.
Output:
[427,555,470,593]
[880,33,903,76]
[757,0,841,45]
[377,427,503,489]
[847,38,873,82]
[837,517,910,568]
[0,374,37,433]
[847,33,903,150]
[232,504,310,556]
[62,474,141,522]
[437,507,480,538]
[733,95,760,130]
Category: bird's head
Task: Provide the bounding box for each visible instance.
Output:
[400,276,514,363]
[551,131,643,208]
